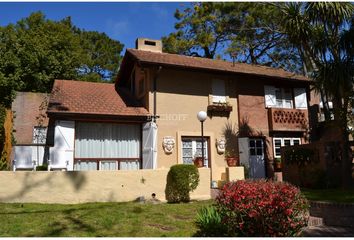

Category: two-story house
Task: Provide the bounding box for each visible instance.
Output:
[45,38,314,183]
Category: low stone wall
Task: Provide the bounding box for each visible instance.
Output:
[0,168,211,204]
[310,201,354,227]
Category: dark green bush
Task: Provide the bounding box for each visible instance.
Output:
[36,164,48,171]
[195,206,228,237]
[165,164,199,203]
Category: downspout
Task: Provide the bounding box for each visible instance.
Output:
[153,66,162,123]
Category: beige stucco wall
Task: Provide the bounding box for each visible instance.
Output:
[146,68,239,182]
[0,168,210,204]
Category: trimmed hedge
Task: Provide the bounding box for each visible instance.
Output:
[165,164,199,203]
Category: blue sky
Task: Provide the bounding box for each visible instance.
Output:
[0,2,185,51]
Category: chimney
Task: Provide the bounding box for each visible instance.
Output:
[135,38,162,53]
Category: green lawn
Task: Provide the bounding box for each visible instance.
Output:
[0,200,213,237]
[301,188,354,203]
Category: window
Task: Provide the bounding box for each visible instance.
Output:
[33,126,47,144]
[273,138,301,158]
[74,122,141,171]
[275,88,293,108]
[182,137,209,167]
[264,86,307,109]
[100,160,118,171]
[212,79,226,103]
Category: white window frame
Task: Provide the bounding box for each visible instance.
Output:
[181,137,209,167]
[273,137,301,158]
[99,160,118,171]
[275,88,293,109]
[265,86,302,109]
[33,126,47,144]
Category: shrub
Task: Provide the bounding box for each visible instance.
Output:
[215,179,309,237]
[36,164,48,171]
[195,206,228,237]
[165,164,199,203]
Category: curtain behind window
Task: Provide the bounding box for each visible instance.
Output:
[75,122,140,158]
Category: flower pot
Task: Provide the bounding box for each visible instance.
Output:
[275,161,282,171]
[226,157,239,167]
[194,157,204,168]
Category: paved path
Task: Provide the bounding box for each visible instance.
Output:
[301,226,354,237]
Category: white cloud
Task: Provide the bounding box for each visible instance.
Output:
[150,3,169,18]
[106,19,129,38]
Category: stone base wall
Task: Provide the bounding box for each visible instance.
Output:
[310,201,354,227]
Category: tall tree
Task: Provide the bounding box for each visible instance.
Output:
[278,2,354,187]
[163,2,302,72]
[75,29,124,82]
[0,12,124,107]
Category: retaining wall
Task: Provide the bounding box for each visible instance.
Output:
[0,168,211,204]
[310,201,354,227]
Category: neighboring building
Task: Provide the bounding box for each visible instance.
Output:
[43,38,316,183]
[12,92,49,170]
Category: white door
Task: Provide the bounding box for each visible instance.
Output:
[249,138,266,178]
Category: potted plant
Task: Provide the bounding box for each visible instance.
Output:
[224,150,240,167]
[274,158,282,170]
[193,156,204,168]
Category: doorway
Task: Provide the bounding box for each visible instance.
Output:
[239,137,266,178]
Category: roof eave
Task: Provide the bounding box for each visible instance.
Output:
[137,60,310,83]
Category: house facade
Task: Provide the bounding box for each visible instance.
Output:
[38,38,315,183]
[11,92,49,170]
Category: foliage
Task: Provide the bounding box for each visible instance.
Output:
[35,164,48,171]
[274,157,281,163]
[0,12,124,107]
[194,206,228,237]
[0,151,8,170]
[283,148,316,167]
[302,188,354,203]
[278,2,354,187]
[0,105,6,170]
[75,29,124,82]
[299,166,328,189]
[215,180,309,237]
[0,200,213,237]
[165,164,200,203]
[163,2,302,72]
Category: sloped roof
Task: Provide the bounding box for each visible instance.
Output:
[123,48,309,82]
[47,80,149,117]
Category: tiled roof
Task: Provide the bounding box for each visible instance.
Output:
[47,80,149,117]
[126,49,309,81]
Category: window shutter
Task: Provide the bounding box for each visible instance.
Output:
[50,120,75,169]
[294,88,308,109]
[142,122,157,169]
[238,137,250,167]
[212,79,226,103]
[264,86,276,108]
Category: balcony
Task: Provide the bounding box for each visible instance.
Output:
[268,108,308,132]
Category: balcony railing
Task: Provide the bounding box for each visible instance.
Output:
[268,108,308,131]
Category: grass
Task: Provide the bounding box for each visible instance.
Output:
[301,188,354,203]
[0,200,213,237]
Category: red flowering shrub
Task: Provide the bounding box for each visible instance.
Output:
[215,180,309,237]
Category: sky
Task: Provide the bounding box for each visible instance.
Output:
[0,2,185,51]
